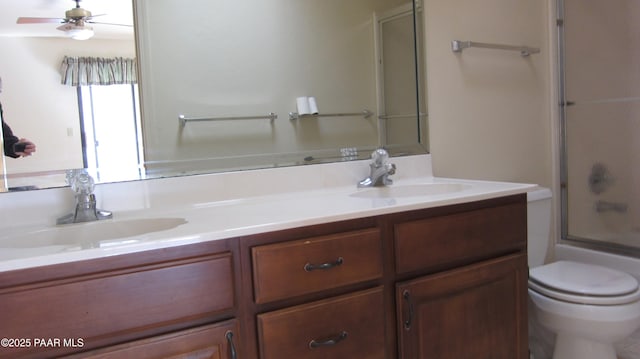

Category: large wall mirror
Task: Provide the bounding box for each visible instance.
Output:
[0,0,427,193]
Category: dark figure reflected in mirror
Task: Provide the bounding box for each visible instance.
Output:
[0,76,36,158]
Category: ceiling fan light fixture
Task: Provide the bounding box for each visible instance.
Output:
[69,27,94,40]
[57,23,94,40]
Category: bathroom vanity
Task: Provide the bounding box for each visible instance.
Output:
[0,156,533,358]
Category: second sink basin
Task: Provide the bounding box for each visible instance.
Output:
[350,183,470,199]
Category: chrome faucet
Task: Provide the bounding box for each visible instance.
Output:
[358,148,396,188]
[57,171,113,225]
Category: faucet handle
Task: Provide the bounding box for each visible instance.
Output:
[371,148,389,166]
[71,172,95,195]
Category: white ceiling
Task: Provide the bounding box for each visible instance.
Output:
[0,0,134,40]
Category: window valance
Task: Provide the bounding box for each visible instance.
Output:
[60,56,137,86]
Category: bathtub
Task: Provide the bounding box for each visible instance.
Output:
[601,231,640,249]
[555,243,640,280]
[570,229,640,251]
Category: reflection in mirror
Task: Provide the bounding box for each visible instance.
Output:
[377,3,427,146]
[0,0,426,193]
[0,0,136,191]
[136,0,427,177]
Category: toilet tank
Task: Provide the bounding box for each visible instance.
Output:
[527,187,553,268]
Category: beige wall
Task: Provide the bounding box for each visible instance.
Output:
[0,37,135,177]
[424,0,553,189]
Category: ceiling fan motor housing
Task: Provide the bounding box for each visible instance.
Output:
[66,7,92,20]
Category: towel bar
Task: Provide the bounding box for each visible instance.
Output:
[289,109,373,121]
[179,113,277,127]
[451,40,540,57]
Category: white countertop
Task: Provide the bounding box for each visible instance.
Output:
[0,155,537,272]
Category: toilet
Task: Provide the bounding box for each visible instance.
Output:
[527,188,640,359]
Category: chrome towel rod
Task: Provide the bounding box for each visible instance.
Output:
[289,109,374,121]
[451,40,540,57]
[179,113,277,127]
[378,113,427,120]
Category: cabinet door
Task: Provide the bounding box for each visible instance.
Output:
[62,319,240,359]
[397,253,528,359]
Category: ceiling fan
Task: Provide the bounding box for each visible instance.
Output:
[16,0,132,40]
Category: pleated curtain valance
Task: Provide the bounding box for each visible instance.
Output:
[60,56,137,86]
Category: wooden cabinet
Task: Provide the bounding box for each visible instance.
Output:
[393,195,528,359]
[396,253,529,359]
[245,194,527,359]
[0,194,528,358]
[248,225,386,358]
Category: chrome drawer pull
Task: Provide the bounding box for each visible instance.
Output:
[309,331,348,349]
[304,257,344,272]
[226,331,238,359]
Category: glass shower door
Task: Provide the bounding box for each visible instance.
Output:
[560,0,640,252]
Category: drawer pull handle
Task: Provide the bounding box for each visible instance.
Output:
[403,290,413,330]
[226,331,238,359]
[309,331,348,349]
[304,257,344,272]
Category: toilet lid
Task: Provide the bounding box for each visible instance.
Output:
[530,260,639,302]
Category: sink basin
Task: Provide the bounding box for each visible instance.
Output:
[350,183,470,199]
[0,217,188,260]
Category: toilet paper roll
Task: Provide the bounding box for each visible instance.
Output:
[296,97,311,116]
[308,97,319,115]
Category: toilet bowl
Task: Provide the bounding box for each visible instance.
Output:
[528,260,640,359]
[527,188,640,359]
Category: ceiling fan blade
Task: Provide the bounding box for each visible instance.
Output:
[87,21,133,28]
[17,17,64,24]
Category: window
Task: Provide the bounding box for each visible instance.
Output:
[78,84,144,183]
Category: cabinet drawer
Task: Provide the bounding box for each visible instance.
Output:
[257,287,385,359]
[395,202,526,274]
[0,252,235,358]
[252,228,382,303]
[63,319,240,359]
